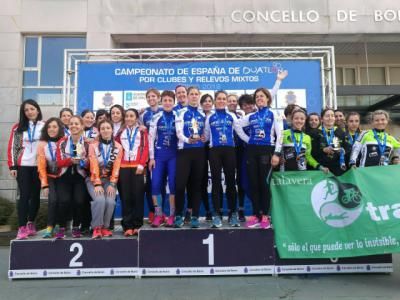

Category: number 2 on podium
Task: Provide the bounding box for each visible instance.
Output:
[69,243,83,267]
[202,234,215,265]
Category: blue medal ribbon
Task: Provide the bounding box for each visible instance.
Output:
[86,127,93,138]
[100,142,111,168]
[162,112,173,136]
[290,129,303,158]
[127,127,139,152]
[373,129,387,157]
[27,123,36,151]
[47,141,56,161]
[64,127,70,136]
[256,109,266,134]
[322,126,334,146]
[347,131,359,145]
[216,110,228,139]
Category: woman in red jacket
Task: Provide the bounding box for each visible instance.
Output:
[8,99,44,239]
[116,108,149,236]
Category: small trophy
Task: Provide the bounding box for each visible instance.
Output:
[332,137,341,151]
[75,142,84,159]
[191,118,200,140]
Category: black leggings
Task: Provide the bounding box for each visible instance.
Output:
[176,148,206,217]
[16,166,41,227]
[47,178,58,226]
[118,168,145,230]
[56,169,86,227]
[200,148,211,212]
[246,145,274,216]
[209,147,237,213]
[236,147,245,208]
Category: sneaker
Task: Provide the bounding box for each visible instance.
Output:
[205,211,213,222]
[72,227,82,238]
[55,227,66,239]
[184,210,191,224]
[152,215,164,228]
[92,226,102,239]
[16,226,28,240]
[190,216,200,228]
[80,227,90,236]
[42,226,54,238]
[238,209,246,222]
[246,215,260,228]
[101,228,113,237]
[229,212,240,227]
[26,222,37,236]
[166,216,175,227]
[260,215,271,229]
[211,215,222,228]
[148,211,155,224]
[174,215,184,228]
[124,229,134,237]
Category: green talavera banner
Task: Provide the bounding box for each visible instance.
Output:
[271,165,400,258]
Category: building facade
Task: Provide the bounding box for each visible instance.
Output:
[1,0,400,200]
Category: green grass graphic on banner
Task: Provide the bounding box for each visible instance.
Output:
[271,165,400,258]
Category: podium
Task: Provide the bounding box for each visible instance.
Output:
[8,225,392,279]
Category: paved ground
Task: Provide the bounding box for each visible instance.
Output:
[1,246,400,300]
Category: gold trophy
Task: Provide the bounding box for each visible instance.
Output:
[191,118,200,140]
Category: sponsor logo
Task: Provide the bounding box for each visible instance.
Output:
[311,178,363,228]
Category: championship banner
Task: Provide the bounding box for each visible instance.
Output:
[271,165,400,259]
[76,60,323,114]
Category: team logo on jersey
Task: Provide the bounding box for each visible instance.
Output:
[311,178,363,228]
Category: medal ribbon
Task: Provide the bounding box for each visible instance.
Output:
[290,129,303,157]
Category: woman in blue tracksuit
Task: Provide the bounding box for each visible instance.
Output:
[148,90,178,228]
[235,88,283,229]
[204,90,240,228]
[141,88,164,223]
[174,86,206,228]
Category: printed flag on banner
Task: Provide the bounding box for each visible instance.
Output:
[271,165,400,259]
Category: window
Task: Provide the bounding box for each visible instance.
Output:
[335,68,343,86]
[360,67,386,85]
[389,67,400,84]
[22,36,86,105]
[344,68,356,85]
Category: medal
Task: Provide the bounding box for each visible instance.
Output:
[220,134,227,144]
[291,129,303,160]
[256,108,267,140]
[164,136,171,147]
[47,141,57,173]
[100,142,111,169]
[322,126,336,149]
[373,129,387,165]
[347,132,359,146]
[216,110,229,145]
[162,112,174,147]
[258,129,266,138]
[127,127,139,161]
[27,123,36,152]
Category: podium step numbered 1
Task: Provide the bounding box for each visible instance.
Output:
[8,227,393,279]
